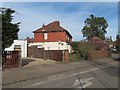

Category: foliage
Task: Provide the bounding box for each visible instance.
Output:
[77,42,97,60]
[1,8,20,49]
[115,35,120,52]
[116,35,119,40]
[88,37,109,50]
[71,41,98,60]
[71,42,79,54]
[81,14,108,40]
[68,54,81,61]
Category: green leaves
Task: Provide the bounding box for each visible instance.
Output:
[81,14,108,40]
[1,8,20,49]
[71,42,97,60]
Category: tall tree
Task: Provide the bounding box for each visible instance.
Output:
[1,8,20,50]
[81,14,108,40]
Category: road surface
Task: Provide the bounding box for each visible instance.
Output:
[2,55,119,89]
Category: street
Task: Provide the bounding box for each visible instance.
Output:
[2,54,119,89]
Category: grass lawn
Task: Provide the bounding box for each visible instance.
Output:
[68,54,85,62]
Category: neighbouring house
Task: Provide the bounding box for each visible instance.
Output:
[25,37,34,43]
[28,21,73,62]
[5,40,27,58]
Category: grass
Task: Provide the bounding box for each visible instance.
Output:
[68,53,85,62]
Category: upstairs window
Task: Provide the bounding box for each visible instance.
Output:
[66,35,69,41]
[44,33,48,40]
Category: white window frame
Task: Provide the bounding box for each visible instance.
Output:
[44,33,48,40]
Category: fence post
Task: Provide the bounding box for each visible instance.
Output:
[19,51,22,67]
[62,50,64,63]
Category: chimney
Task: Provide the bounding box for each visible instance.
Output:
[42,23,45,27]
[54,21,60,26]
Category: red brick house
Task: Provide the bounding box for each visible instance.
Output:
[28,21,73,62]
[33,21,72,44]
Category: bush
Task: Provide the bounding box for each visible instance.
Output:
[71,42,80,54]
[68,54,81,61]
[71,37,109,60]
[78,42,97,60]
[88,37,109,50]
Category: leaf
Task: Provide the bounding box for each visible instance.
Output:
[81,14,108,40]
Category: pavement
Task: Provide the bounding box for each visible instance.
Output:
[22,57,57,67]
[2,54,119,88]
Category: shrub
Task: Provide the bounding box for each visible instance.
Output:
[68,54,81,61]
[78,42,97,60]
[88,37,109,50]
[71,42,80,54]
[71,37,109,60]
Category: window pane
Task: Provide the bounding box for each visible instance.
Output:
[44,33,48,40]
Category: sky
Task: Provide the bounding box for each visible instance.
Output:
[2,2,118,41]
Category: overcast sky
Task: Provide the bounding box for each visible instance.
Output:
[2,2,118,41]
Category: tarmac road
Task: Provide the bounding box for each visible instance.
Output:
[2,55,119,89]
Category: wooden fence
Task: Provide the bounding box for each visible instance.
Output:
[2,51,21,69]
[88,50,111,60]
[28,46,68,62]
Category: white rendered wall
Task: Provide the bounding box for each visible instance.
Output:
[5,40,27,58]
[28,42,72,53]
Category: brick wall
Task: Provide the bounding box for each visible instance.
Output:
[64,50,69,62]
[34,33,44,42]
[88,50,111,60]
[34,31,72,43]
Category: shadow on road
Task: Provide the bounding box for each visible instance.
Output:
[22,58,35,66]
[113,58,120,61]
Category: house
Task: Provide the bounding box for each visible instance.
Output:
[28,21,73,62]
[5,40,27,58]
[29,21,72,52]
[25,37,34,43]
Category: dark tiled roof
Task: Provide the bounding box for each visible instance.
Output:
[25,37,34,43]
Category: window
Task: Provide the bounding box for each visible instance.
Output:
[66,35,69,41]
[68,37,69,41]
[14,45,21,49]
[14,45,21,51]
[44,33,48,40]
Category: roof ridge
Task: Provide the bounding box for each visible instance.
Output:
[45,21,60,27]
[33,21,68,33]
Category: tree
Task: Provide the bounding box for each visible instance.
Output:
[81,14,108,40]
[115,35,120,52]
[71,42,79,54]
[1,8,20,50]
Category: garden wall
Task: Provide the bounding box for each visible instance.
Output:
[88,50,111,60]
